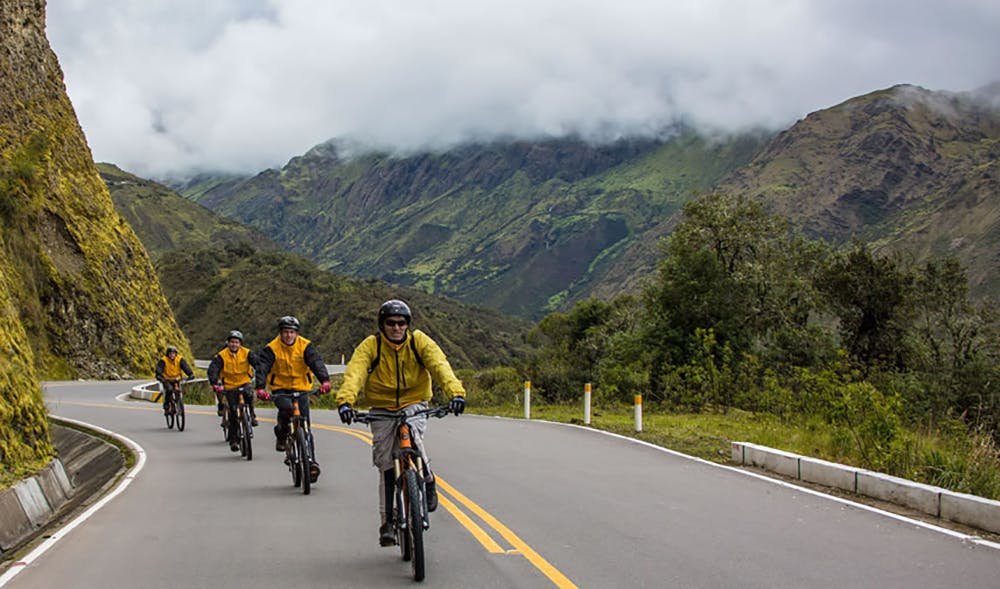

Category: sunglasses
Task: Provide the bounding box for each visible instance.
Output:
[384,319,408,327]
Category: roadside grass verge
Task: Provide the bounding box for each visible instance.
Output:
[472,401,1000,500]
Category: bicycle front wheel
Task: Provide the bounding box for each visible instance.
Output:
[240,407,253,461]
[297,427,311,495]
[165,404,175,429]
[176,396,186,432]
[405,468,425,581]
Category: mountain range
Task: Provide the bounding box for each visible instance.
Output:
[171,84,1000,319]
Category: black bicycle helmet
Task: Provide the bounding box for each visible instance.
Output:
[277,316,301,332]
[378,299,412,327]
[227,330,243,342]
[165,345,179,354]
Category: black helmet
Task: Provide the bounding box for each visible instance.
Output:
[166,345,179,354]
[277,316,301,332]
[227,330,243,342]
[378,299,411,327]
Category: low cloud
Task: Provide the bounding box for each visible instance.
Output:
[47,0,1000,178]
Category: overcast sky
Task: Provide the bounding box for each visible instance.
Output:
[47,0,1000,178]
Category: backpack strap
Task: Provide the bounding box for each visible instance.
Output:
[367,332,382,374]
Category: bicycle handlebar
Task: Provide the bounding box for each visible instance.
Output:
[353,405,451,424]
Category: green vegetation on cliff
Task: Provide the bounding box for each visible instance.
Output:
[1,0,193,485]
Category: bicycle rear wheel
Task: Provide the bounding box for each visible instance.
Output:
[297,427,311,495]
[404,468,425,581]
[176,396,186,431]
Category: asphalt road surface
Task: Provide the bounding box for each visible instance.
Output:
[6,380,999,588]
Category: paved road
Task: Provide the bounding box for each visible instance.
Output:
[7,381,999,588]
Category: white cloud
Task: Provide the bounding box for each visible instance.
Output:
[46,0,1000,177]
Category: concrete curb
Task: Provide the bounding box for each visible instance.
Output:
[732,441,1000,535]
[0,424,125,556]
[129,378,207,403]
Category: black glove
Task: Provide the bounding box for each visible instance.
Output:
[338,403,354,425]
[449,396,466,415]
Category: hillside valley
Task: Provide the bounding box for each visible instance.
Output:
[171,84,1000,318]
[99,166,531,367]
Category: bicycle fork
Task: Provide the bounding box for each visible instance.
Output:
[394,425,430,531]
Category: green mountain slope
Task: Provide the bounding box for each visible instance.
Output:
[101,167,531,367]
[177,134,765,318]
[716,83,1000,297]
[98,163,277,255]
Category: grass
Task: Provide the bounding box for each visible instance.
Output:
[471,401,1000,500]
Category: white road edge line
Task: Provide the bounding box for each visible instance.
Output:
[0,417,147,587]
[494,415,1000,552]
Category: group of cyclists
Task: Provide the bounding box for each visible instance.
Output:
[154,299,467,546]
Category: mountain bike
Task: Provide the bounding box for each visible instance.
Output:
[276,391,317,495]
[162,379,186,432]
[353,405,451,582]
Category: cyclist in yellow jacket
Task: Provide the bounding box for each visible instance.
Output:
[336,299,466,546]
[207,330,259,451]
[155,345,194,415]
[255,316,331,482]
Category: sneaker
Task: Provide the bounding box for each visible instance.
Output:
[217,403,225,417]
[251,416,259,427]
[275,438,286,452]
[309,462,321,483]
[425,479,438,512]
[379,523,395,546]
[230,441,239,452]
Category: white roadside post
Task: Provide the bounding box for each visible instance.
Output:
[524,380,531,419]
[584,382,592,425]
[634,394,643,432]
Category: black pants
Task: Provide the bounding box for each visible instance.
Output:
[159,380,179,410]
[271,390,311,438]
[224,386,254,441]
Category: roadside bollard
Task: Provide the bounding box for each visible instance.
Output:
[524,380,531,419]
[634,394,642,432]
[584,383,592,425]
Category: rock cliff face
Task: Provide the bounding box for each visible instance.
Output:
[1,0,190,480]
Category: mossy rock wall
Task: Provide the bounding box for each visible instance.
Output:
[1,0,190,482]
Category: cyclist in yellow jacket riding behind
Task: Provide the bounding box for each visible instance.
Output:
[255,316,331,483]
[336,299,466,546]
[155,345,194,415]
[208,330,259,451]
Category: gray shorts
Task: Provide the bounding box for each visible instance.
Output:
[370,402,430,471]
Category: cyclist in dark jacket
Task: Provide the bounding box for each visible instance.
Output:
[207,330,259,451]
[255,316,331,482]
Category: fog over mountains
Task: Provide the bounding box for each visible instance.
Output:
[47,0,1000,178]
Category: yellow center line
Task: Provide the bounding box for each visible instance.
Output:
[325,423,578,588]
[435,478,578,589]
[54,399,578,588]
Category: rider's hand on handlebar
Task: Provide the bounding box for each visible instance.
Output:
[256,388,270,401]
[319,381,332,394]
[449,396,466,415]
[211,384,223,394]
[338,403,354,425]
